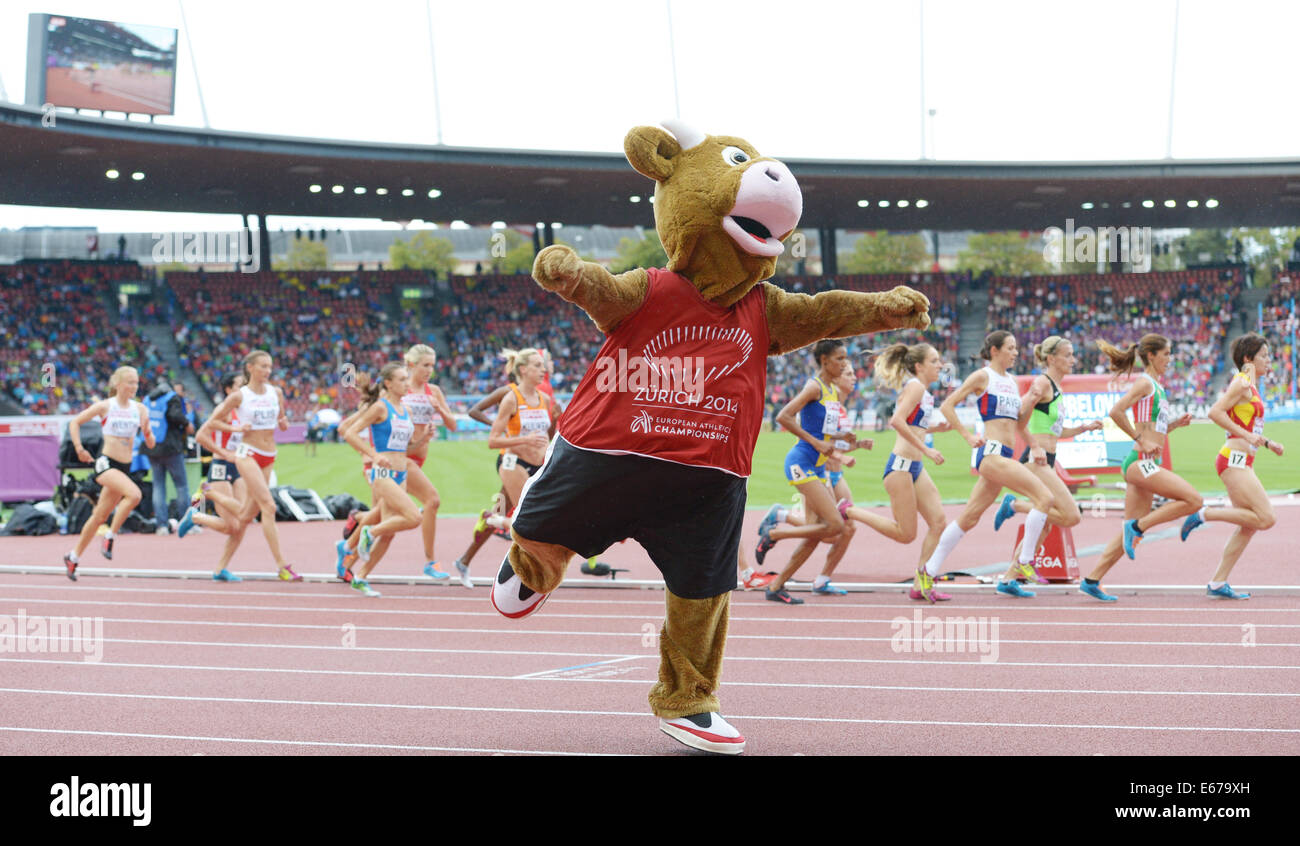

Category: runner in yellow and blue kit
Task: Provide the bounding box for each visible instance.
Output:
[757,340,856,604]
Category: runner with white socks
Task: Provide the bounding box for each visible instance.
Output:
[991,336,1104,583]
[921,331,1055,598]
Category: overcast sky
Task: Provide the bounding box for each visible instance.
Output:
[2,0,1298,233]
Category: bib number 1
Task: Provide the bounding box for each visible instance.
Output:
[891,455,913,474]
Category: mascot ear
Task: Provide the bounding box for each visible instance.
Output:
[624,126,681,183]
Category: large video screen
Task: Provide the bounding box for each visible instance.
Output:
[30,14,178,115]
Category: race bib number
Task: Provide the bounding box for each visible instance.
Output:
[984,440,1005,456]
[94,455,109,474]
[822,402,842,435]
[1226,450,1249,469]
[1050,419,1064,437]
[234,443,251,459]
[210,462,227,481]
[1252,421,1265,437]
[1154,405,1173,434]
[1137,458,1161,478]
[519,408,550,433]
[833,439,851,451]
[501,452,518,471]
[789,464,806,481]
[890,455,913,474]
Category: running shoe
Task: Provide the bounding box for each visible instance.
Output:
[63,553,78,582]
[1122,519,1143,560]
[1016,560,1050,586]
[1180,511,1204,542]
[490,554,549,618]
[424,561,450,581]
[358,526,375,562]
[213,568,242,583]
[1207,583,1250,600]
[177,506,197,538]
[278,565,303,582]
[100,535,113,560]
[1079,580,1117,602]
[909,568,952,602]
[996,579,1035,598]
[764,587,804,605]
[755,522,776,566]
[454,557,473,589]
[993,494,1016,531]
[812,580,848,595]
[352,578,381,597]
[836,498,851,521]
[341,553,357,583]
[343,508,359,540]
[758,503,785,537]
[335,540,349,581]
[472,510,493,545]
[659,712,745,755]
[741,570,777,590]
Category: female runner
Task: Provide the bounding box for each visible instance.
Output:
[341,345,458,581]
[208,350,301,582]
[920,331,1055,598]
[482,348,558,536]
[177,374,253,577]
[839,342,953,601]
[1080,334,1198,601]
[991,336,1104,583]
[756,340,856,604]
[1179,333,1285,599]
[343,363,423,597]
[63,366,155,579]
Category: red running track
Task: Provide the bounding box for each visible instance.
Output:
[1,506,1296,755]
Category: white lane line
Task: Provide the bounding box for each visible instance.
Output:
[6,632,1294,653]
[6,655,1300,676]
[4,680,1296,701]
[0,696,1295,735]
[52,614,1300,632]
[4,587,1300,615]
[0,726,624,756]
[510,656,649,679]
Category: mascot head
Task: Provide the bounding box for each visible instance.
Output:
[624,120,802,308]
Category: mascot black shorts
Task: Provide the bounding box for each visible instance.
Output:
[511,436,746,599]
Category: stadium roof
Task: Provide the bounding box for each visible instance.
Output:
[4,102,1300,231]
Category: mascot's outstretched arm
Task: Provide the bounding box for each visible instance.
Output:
[762,283,931,356]
[533,244,649,334]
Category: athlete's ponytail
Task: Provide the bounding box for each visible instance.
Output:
[1034,336,1068,365]
[242,350,271,381]
[1230,332,1267,371]
[363,363,404,404]
[979,331,1013,361]
[1096,334,1167,375]
[875,342,934,390]
[499,347,541,383]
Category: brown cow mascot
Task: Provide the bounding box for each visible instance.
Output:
[491,120,931,754]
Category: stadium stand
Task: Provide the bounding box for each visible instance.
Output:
[0,262,169,414]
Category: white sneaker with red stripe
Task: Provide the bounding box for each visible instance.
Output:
[659,712,746,755]
[490,554,549,619]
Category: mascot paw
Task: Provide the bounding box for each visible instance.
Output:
[490,553,550,619]
[532,244,583,290]
[883,285,932,330]
[659,713,746,755]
